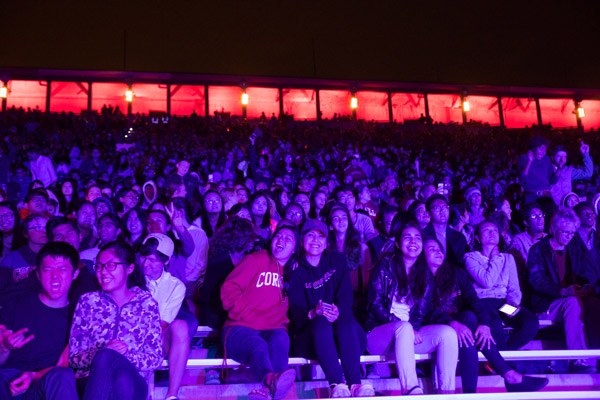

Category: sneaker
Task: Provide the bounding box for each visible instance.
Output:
[248,386,271,400]
[505,376,549,392]
[569,360,596,374]
[204,369,221,385]
[331,383,351,398]
[351,383,375,397]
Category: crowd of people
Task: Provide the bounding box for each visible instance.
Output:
[1,106,600,399]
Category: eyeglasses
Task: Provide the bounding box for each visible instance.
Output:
[94,261,127,272]
[530,213,545,220]
[431,205,449,213]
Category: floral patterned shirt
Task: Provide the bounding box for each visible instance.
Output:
[68,286,163,378]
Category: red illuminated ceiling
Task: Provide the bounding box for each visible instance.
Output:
[2,78,599,130]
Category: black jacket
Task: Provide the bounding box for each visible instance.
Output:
[286,251,354,333]
[527,236,588,313]
[423,224,469,268]
[425,267,492,327]
[364,251,427,332]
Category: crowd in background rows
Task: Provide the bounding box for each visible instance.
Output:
[1,106,600,399]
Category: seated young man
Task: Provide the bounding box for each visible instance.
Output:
[0,242,80,399]
[140,233,190,400]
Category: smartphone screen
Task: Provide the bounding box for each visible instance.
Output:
[499,303,519,316]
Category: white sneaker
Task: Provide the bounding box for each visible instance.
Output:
[351,383,375,397]
[331,383,351,398]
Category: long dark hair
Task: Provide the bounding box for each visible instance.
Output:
[98,240,147,290]
[201,190,226,238]
[326,203,362,270]
[250,190,272,229]
[384,221,426,300]
[422,237,456,308]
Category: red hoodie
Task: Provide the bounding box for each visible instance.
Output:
[221,250,289,331]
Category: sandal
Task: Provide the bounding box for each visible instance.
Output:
[248,385,272,400]
[405,385,423,395]
[268,368,296,400]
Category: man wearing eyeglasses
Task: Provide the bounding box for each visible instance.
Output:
[423,194,469,268]
[528,207,598,373]
[510,204,548,280]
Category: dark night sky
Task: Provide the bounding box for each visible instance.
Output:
[1,1,599,89]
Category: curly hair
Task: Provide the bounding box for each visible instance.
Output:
[209,216,256,257]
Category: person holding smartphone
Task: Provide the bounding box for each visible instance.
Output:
[465,221,539,351]
[287,219,374,398]
[424,238,548,393]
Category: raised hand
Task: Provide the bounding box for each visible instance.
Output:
[3,328,35,350]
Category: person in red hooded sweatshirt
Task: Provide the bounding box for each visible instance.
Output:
[220,224,299,400]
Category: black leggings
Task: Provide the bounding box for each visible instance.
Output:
[293,315,366,386]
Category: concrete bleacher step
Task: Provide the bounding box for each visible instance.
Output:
[153,374,600,399]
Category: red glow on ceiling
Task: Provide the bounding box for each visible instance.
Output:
[319,90,352,120]
[282,89,317,120]
[580,100,600,130]
[170,85,206,116]
[131,84,167,114]
[356,91,389,122]
[208,86,242,116]
[6,80,46,111]
[246,87,280,119]
[391,93,425,122]
[50,81,88,114]
[91,82,128,113]
[502,97,539,128]
[428,94,463,124]
[538,98,577,128]
[464,96,501,126]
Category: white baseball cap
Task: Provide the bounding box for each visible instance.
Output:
[143,233,174,258]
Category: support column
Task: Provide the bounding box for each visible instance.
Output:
[87,82,92,112]
[388,91,393,124]
[424,93,431,124]
[45,81,51,113]
[497,96,504,127]
[166,84,171,116]
[316,89,321,122]
[279,87,284,120]
[535,98,542,126]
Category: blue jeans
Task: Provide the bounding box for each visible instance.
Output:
[294,315,365,386]
[0,367,77,400]
[80,349,148,400]
[223,326,290,382]
[455,311,511,393]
